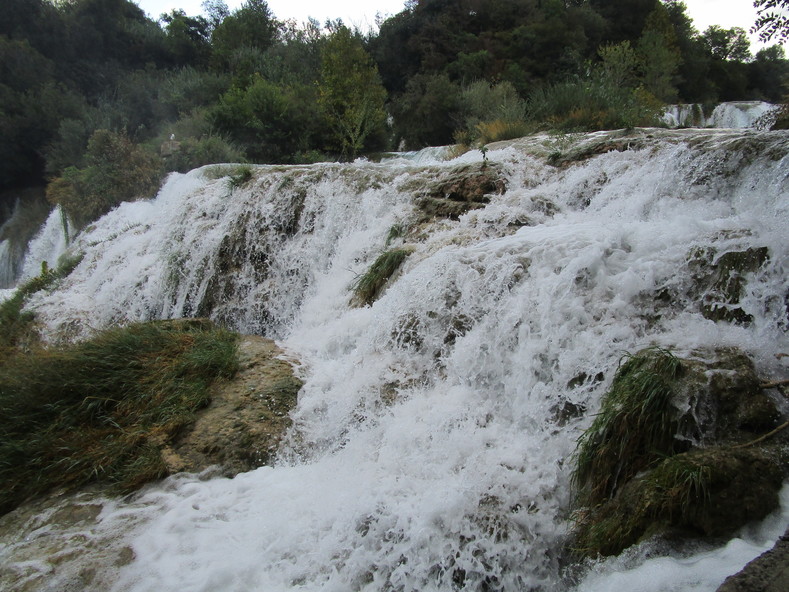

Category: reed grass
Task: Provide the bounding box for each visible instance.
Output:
[572,347,683,505]
[353,248,411,305]
[0,320,239,515]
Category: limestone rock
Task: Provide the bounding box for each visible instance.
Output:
[160,334,302,476]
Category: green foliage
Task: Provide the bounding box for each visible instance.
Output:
[228,165,253,189]
[527,75,662,132]
[318,26,388,160]
[458,80,529,144]
[572,348,684,506]
[702,25,753,62]
[209,74,323,163]
[211,0,278,69]
[164,134,247,173]
[636,5,682,102]
[391,73,462,149]
[752,0,789,44]
[46,130,163,229]
[598,41,639,88]
[353,248,411,305]
[0,320,239,514]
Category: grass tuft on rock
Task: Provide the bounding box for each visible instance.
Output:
[353,248,411,305]
[572,347,683,506]
[0,320,239,515]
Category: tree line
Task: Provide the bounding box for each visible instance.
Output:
[1,0,787,228]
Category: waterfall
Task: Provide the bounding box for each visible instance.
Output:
[662,101,777,129]
[0,194,52,288]
[10,128,789,591]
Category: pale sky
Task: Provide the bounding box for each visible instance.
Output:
[134,1,769,49]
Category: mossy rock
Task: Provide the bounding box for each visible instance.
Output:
[678,348,781,442]
[161,335,302,475]
[548,133,648,167]
[416,164,506,221]
[570,347,787,559]
[572,446,786,557]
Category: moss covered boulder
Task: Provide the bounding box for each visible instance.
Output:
[571,347,788,558]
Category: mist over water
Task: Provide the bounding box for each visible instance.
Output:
[8,128,789,590]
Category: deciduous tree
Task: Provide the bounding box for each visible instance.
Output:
[318,26,388,159]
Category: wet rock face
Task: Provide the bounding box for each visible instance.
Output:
[687,246,770,324]
[161,335,302,476]
[416,164,507,220]
[717,527,789,592]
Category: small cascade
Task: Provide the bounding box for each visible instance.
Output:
[18,206,72,282]
[662,101,777,129]
[5,128,789,591]
[0,193,51,288]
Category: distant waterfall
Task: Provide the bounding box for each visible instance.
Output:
[663,101,777,129]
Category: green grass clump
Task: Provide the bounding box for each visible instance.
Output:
[571,452,710,557]
[228,165,253,190]
[572,348,683,505]
[0,320,239,514]
[353,248,411,305]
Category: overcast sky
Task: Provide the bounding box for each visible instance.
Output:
[133,1,768,50]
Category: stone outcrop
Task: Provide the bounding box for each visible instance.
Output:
[159,334,302,476]
[717,527,789,592]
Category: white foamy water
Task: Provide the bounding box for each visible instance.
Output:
[18,206,71,282]
[662,101,777,129]
[12,128,789,591]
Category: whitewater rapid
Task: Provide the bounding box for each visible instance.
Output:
[8,128,789,591]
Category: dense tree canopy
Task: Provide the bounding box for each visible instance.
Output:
[0,0,787,223]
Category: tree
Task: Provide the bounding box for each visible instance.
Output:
[701,25,752,62]
[636,4,682,101]
[752,0,789,44]
[318,26,388,159]
[211,0,278,69]
[46,130,162,228]
[160,9,211,67]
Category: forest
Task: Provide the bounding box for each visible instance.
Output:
[1,0,788,229]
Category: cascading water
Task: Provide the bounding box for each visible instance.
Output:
[7,128,789,591]
[662,101,777,129]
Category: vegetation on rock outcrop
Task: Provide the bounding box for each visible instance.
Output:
[0,319,239,515]
[570,347,788,558]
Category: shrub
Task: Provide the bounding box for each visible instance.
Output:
[457,80,529,145]
[46,130,163,229]
[527,77,663,132]
[228,165,253,190]
[0,320,239,514]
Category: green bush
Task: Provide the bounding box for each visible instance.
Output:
[457,80,529,144]
[46,130,163,229]
[526,77,663,132]
[0,320,239,515]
